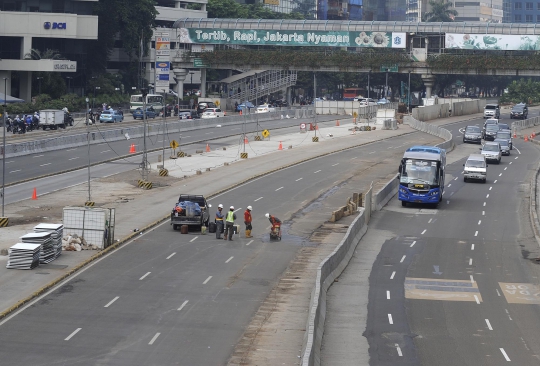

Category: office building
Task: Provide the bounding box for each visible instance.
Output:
[504,0,540,23]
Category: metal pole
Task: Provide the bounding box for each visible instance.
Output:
[2,78,8,217]
[367,71,370,99]
[385,69,389,99]
[86,98,91,202]
[162,91,165,165]
[142,91,148,181]
[408,71,411,113]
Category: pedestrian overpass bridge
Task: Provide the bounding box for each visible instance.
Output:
[170,19,540,99]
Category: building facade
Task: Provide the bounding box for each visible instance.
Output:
[504,0,540,22]
[0,0,98,100]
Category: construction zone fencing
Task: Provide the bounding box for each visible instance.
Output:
[313,100,398,117]
[1,107,314,158]
[511,115,540,137]
[301,115,455,366]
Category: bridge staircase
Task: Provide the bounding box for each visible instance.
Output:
[224,70,297,104]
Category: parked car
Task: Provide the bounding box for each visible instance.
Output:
[510,103,528,119]
[178,110,199,120]
[355,97,377,106]
[255,104,276,113]
[480,141,502,164]
[494,138,510,155]
[483,104,500,119]
[201,108,225,118]
[463,125,482,144]
[236,101,255,112]
[496,130,513,150]
[99,110,124,123]
[132,107,157,120]
[484,124,500,141]
[463,154,487,183]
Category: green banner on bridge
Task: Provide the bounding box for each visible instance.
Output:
[177,28,406,48]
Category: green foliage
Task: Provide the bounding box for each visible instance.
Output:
[32,72,67,99]
[422,0,458,22]
[24,48,63,60]
[427,53,540,71]
[499,79,540,104]
[189,49,410,70]
[207,0,306,19]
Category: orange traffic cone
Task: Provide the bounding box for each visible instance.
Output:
[533,132,536,138]
[315,124,319,130]
[129,144,136,153]
[513,132,517,138]
[278,141,283,150]
[239,110,242,116]
[244,136,248,144]
[32,188,37,200]
[206,144,211,152]
[336,120,340,126]
[525,135,529,142]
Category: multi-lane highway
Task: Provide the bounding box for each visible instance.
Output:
[323,110,540,365]
[0,124,439,365]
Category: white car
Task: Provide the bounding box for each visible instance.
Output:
[201,108,225,118]
[356,98,377,106]
[255,105,275,113]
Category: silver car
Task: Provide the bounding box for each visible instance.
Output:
[480,141,501,164]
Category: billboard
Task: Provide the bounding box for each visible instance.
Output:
[446,33,540,51]
[177,28,406,48]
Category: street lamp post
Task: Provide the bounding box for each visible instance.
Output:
[36,77,43,95]
[408,71,411,113]
[85,97,92,204]
[93,86,100,110]
[367,71,371,99]
[2,77,8,219]
[66,76,72,94]
[385,68,389,99]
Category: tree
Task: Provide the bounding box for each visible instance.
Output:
[24,48,63,60]
[422,0,458,22]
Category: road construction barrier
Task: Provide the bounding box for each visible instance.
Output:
[0,217,8,227]
[84,201,95,207]
[312,136,319,142]
[255,135,262,141]
[177,151,185,157]
[137,179,144,187]
[159,168,169,176]
[140,181,152,190]
[240,152,248,159]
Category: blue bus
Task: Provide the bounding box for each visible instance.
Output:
[398,146,446,207]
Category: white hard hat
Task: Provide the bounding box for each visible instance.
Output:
[230,206,234,210]
[247,206,252,211]
[218,204,223,208]
[265,213,270,218]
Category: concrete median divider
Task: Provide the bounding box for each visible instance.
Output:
[403,115,454,152]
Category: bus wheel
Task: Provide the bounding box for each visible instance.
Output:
[401,201,407,207]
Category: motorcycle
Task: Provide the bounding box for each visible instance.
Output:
[64,113,74,127]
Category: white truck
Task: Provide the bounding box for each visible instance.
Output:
[39,109,67,130]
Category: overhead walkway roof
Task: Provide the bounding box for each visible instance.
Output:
[173,19,540,35]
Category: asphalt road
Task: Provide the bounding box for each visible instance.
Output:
[0,129,436,365]
[362,112,540,364]
[0,114,336,185]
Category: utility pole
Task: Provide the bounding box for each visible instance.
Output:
[162,91,166,165]
[408,71,411,113]
[385,68,389,99]
[367,71,371,99]
[2,77,8,220]
[85,97,92,204]
[141,88,149,181]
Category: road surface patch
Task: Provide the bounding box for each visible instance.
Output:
[499,282,540,304]
[405,277,482,302]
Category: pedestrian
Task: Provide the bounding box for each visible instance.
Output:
[215,204,224,239]
[244,206,253,238]
[224,206,236,241]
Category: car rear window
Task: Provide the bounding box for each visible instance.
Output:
[485,105,497,110]
[466,126,480,132]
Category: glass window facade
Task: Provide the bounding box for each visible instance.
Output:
[505,0,540,23]
[0,0,93,14]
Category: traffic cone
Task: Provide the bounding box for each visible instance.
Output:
[336,120,340,126]
[315,124,319,130]
[239,110,242,116]
[32,188,37,200]
[513,132,517,138]
[533,132,536,138]
[244,136,248,144]
[525,135,529,142]
[129,143,136,153]
[206,144,210,152]
[278,141,283,150]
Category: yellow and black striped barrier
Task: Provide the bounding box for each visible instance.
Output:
[240,152,248,159]
[255,135,261,141]
[365,126,372,131]
[159,168,169,176]
[84,201,95,207]
[137,179,144,187]
[0,217,8,227]
[141,181,153,190]
[312,137,319,142]
[177,151,185,158]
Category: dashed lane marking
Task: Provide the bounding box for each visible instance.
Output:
[396,344,403,357]
[177,300,188,311]
[246,240,253,246]
[166,252,176,259]
[254,197,263,201]
[40,163,51,167]
[190,236,198,242]
[295,178,303,181]
[485,319,493,330]
[203,276,212,284]
[149,333,160,345]
[139,272,151,280]
[314,170,321,173]
[410,241,416,247]
[275,187,284,191]
[388,314,393,324]
[500,348,511,361]
[387,291,391,300]
[65,328,82,341]
[104,296,119,308]
[225,256,234,263]
[9,170,21,173]
[400,255,406,263]
[390,271,396,279]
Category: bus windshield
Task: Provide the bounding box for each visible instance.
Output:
[400,159,440,185]
[130,95,143,103]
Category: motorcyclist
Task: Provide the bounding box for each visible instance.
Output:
[18,115,26,134]
[25,114,33,131]
[32,112,39,129]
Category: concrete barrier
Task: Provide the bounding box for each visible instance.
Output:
[412,103,450,121]
[403,115,454,153]
[452,99,486,116]
[373,174,399,211]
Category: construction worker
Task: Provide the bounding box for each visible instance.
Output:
[244,206,253,238]
[215,204,225,239]
[224,206,236,241]
[265,213,281,228]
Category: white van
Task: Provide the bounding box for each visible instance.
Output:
[483,104,500,119]
[463,154,487,183]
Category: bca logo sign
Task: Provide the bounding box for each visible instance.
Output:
[44,22,67,30]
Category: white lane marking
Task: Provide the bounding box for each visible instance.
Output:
[33,155,44,158]
[295,178,303,181]
[421,229,426,235]
[40,163,51,167]
[314,170,321,173]
[254,197,263,201]
[454,177,458,181]
[509,161,513,165]
[471,244,475,250]
[496,289,501,297]
[494,180,497,183]
[68,157,79,161]
[482,211,485,216]
[483,202,486,207]
[396,344,403,357]
[177,300,189,311]
[203,276,212,284]
[149,333,161,345]
[233,207,242,213]
[388,314,393,324]
[448,184,452,187]
[500,348,511,361]
[428,218,433,223]
[66,148,77,152]
[9,170,21,173]
[504,167,507,171]
[474,295,480,304]
[139,272,151,280]
[469,258,473,266]
[369,151,375,154]
[515,156,519,159]
[246,240,253,246]
[489,187,492,191]
[475,231,478,237]
[390,271,396,279]
[104,296,120,308]
[485,319,493,330]
[100,150,111,154]
[65,328,82,341]
[190,236,198,242]
[514,146,521,155]
[166,252,176,259]
[486,194,490,198]
[225,256,234,263]
[332,163,339,166]
[478,220,482,225]
[275,187,284,191]
[470,275,475,283]
[400,255,406,263]
[387,291,391,300]
[505,309,513,320]
[410,241,416,247]
[499,173,502,177]
[5,161,14,164]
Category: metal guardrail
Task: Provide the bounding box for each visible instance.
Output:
[511,115,540,136]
